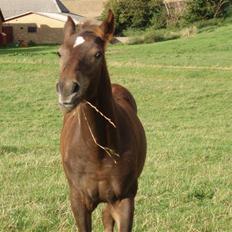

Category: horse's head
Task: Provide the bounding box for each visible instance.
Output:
[56,10,114,112]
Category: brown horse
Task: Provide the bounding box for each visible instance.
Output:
[56,10,146,232]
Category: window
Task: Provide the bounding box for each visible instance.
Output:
[28,26,37,33]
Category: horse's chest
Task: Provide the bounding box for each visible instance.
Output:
[63,152,122,202]
[77,165,124,202]
[82,176,117,202]
[61,115,132,203]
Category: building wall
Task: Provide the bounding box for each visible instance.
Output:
[0,18,8,46]
[0,17,2,32]
[4,13,66,44]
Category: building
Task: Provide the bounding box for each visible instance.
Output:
[0,9,3,32]
[0,0,70,19]
[0,9,3,26]
[0,9,7,46]
[1,0,85,45]
[3,12,84,45]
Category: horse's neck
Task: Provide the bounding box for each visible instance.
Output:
[83,63,119,154]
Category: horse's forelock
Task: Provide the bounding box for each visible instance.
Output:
[79,21,105,41]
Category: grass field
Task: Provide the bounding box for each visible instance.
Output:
[0,23,232,232]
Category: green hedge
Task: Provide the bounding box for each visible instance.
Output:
[184,0,232,23]
[102,0,232,37]
[102,0,167,35]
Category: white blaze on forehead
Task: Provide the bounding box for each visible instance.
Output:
[73,36,85,47]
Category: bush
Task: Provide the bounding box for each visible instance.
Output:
[149,0,168,29]
[184,0,232,23]
[102,0,167,35]
[128,29,180,45]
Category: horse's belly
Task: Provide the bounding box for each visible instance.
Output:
[97,180,117,202]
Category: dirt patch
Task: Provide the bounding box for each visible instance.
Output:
[62,0,107,18]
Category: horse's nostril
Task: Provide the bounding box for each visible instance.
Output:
[73,82,80,94]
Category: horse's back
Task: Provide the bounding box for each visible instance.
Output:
[112,84,137,114]
[112,83,146,177]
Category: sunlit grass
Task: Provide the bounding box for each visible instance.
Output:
[0,23,232,231]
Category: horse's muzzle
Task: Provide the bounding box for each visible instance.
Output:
[56,81,82,112]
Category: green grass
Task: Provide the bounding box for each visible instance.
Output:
[0,23,232,231]
[127,17,232,45]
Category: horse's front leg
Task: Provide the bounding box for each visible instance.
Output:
[110,197,135,232]
[102,203,115,232]
[70,189,93,232]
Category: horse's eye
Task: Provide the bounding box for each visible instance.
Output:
[95,52,102,59]
[57,51,61,58]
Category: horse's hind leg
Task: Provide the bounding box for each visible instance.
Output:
[111,197,135,232]
[102,204,115,232]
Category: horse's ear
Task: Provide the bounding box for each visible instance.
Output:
[99,9,115,42]
[64,16,76,41]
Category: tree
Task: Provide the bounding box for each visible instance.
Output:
[102,0,167,34]
[184,0,232,23]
